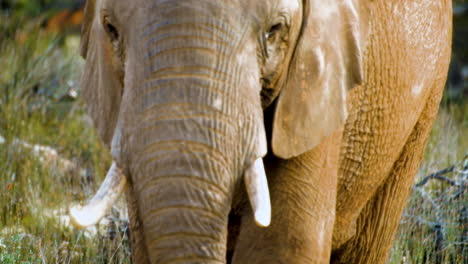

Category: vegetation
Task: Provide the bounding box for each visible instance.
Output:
[389,104,467,264]
[0,2,466,263]
[0,9,130,264]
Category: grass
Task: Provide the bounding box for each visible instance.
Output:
[0,14,130,263]
[389,103,467,264]
[0,11,466,264]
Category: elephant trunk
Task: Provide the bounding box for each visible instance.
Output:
[67,2,271,262]
[69,3,270,262]
[133,101,241,263]
[133,141,234,263]
[134,61,236,264]
[127,8,267,262]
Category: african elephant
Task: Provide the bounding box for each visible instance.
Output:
[69,0,452,263]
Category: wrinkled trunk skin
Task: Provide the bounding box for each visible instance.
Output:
[122,2,257,263]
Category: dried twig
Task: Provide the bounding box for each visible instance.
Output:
[415,166,457,187]
[415,157,468,188]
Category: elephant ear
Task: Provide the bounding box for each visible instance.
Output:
[272,0,364,159]
[80,0,95,58]
[80,0,123,147]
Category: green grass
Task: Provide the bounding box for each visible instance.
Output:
[0,11,466,264]
[0,14,130,263]
[389,103,467,264]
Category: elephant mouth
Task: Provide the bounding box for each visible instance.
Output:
[69,158,271,229]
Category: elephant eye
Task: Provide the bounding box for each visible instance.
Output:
[265,23,283,40]
[103,16,119,42]
[105,22,119,42]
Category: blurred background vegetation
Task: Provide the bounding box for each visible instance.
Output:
[0,0,466,263]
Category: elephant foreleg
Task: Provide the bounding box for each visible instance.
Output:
[232,131,342,264]
[331,81,446,264]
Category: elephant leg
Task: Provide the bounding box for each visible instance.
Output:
[331,82,445,264]
[126,184,151,264]
[232,131,342,264]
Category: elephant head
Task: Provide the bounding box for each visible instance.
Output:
[71,0,364,262]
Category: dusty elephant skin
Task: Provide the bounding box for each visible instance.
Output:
[73,0,452,263]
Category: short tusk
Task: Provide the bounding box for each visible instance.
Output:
[69,162,126,229]
[244,158,271,227]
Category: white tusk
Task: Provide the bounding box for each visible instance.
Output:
[244,158,271,227]
[69,162,126,229]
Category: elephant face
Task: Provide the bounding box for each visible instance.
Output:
[78,0,364,262]
[81,0,364,159]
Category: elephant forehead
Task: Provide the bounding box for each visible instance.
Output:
[279,0,300,10]
[310,1,338,20]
